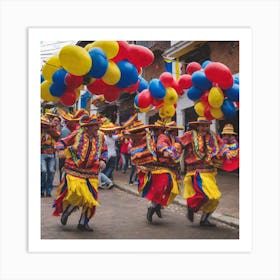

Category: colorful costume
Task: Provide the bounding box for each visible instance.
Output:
[178,117,230,226]
[52,114,107,231]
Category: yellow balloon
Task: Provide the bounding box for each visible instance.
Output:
[102,60,121,85]
[208,87,224,108]
[162,104,175,117]
[41,81,59,102]
[194,101,205,116]
[90,41,119,59]
[210,107,224,119]
[59,45,92,76]
[41,56,61,81]
[164,87,178,105]
[159,107,166,119]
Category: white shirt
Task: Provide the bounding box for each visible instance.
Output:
[105,134,118,158]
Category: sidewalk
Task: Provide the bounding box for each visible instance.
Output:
[112,168,239,228]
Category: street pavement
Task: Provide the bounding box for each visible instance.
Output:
[42,168,239,239]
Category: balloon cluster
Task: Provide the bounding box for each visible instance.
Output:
[184,61,239,120]
[134,72,192,119]
[41,41,154,106]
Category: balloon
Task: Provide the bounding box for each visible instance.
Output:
[171,80,184,95]
[111,41,130,62]
[202,60,212,68]
[87,47,108,78]
[102,60,121,85]
[152,97,164,108]
[225,84,239,101]
[64,73,83,89]
[194,101,205,116]
[52,69,67,85]
[186,62,201,75]
[134,95,139,108]
[90,41,119,59]
[210,107,224,119]
[137,89,153,108]
[41,80,59,102]
[159,107,166,119]
[234,76,239,84]
[50,82,66,97]
[127,44,154,67]
[115,60,139,88]
[200,90,210,105]
[149,79,166,99]
[119,80,140,93]
[191,71,212,91]
[204,106,214,120]
[59,89,77,106]
[59,45,92,76]
[178,74,192,89]
[161,104,176,117]
[87,79,107,95]
[41,56,61,81]
[208,87,224,108]
[164,87,178,105]
[103,87,120,102]
[138,76,149,92]
[159,72,174,87]
[221,99,236,118]
[204,62,233,89]
[187,86,203,101]
[139,106,152,113]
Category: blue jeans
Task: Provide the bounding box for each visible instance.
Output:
[102,156,116,179]
[41,154,56,195]
[99,172,113,186]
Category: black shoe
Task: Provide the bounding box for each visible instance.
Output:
[61,211,69,225]
[77,224,94,232]
[155,205,162,218]
[187,206,194,222]
[146,207,155,223]
[199,219,217,227]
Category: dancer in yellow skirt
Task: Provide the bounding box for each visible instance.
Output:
[178,117,232,227]
[52,114,107,231]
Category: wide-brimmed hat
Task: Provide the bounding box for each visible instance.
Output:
[188,117,212,126]
[221,124,237,135]
[121,113,138,129]
[166,121,184,130]
[45,108,59,118]
[79,114,103,127]
[59,108,89,122]
[41,116,51,126]
[100,122,122,132]
[125,120,149,133]
[148,119,167,130]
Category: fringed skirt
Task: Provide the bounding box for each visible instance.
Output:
[183,170,221,213]
[52,174,99,219]
[138,168,180,206]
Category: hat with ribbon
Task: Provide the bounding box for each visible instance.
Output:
[59,108,89,122]
[41,116,51,126]
[79,114,103,127]
[121,113,138,129]
[221,124,237,135]
[45,108,59,118]
[148,119,168,130]
[188,116,212,126]
[125,120,149,133]
[166,121,184,130]
[100,122,122,132]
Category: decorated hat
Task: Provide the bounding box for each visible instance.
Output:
[100,122,122,132]
[45,108,59,118]
[41,116,51,126]
[79,114,103,127]
[166,121,184,130]
[59,108,89,122]
[221,124,237,135]
[188,117,212,126]
[148,119,167,130]
[121,113,138,129]
[125,120,149,133]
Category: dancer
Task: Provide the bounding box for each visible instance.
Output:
[52,114,107,231]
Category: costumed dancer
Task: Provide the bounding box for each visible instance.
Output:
[52,114,107,232]
[220,124,239,172]
[178,117,232,227]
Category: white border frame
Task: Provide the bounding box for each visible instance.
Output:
[28,27,252,253]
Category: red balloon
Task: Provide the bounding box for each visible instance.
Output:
[171,80,184,95]
[204,105,214,120]
[186,62,201,75]
[200,90,210,105]
[64,73,83,90]
[127,45,154,67]
[204,62,233,90]
[103,86,120,102]
[111,41,130,62]
[152,97,164,108]
[159,72,174,87]
[120,80,140,93]
[178,74,192,89]
[59,89,77,107]
[87,79,107,95]
[137,89,153,108]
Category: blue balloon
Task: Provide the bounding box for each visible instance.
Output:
[221,99,236,118]
[225,84,239,101]
[49,82,66,97]
[52,69,67,85]
[234,76,239,84]
[138,76,149,92]
[149,78,166,99]
[202,60,212,68]
[191,71,212,91]
[115,60,139,88]
[187,86,203,101]
[134,94,139,107]
[88,47,108,78]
